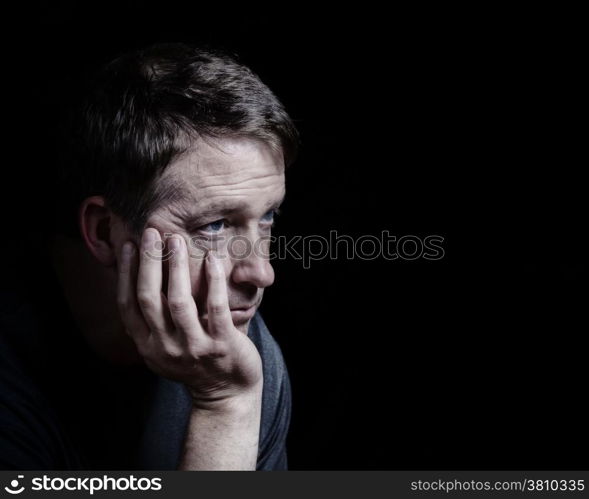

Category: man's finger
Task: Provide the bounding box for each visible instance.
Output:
[136,228,171,337]
[117,241,150,344]
[205,250,234,338]
[166,235,203,340]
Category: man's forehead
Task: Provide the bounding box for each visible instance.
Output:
[161,154,285,203]
[154,137,286,222]
[171,136,284,178]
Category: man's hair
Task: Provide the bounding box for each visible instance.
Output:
[54,43,299,240]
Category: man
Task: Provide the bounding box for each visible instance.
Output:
[0,43,298,470]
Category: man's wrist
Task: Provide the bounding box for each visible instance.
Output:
[189,382,263,414]
[180,382,263,470]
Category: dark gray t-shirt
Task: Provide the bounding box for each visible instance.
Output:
[0,264,291,470]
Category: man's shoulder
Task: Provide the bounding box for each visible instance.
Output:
[247,311,288,383]
[247,311,292,469]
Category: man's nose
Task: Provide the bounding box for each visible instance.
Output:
[229,237,275,289]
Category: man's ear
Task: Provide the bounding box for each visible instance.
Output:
[78,195,119,268]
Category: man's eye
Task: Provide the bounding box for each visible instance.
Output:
[260,209,279,225]
[197,219,225,234]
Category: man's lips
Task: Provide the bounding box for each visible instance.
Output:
[229,302,258,311]
[229,303,258,324]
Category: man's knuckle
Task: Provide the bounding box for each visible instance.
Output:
[146,321,166,336]
[168,298,189,315]
[169,254,185,269]
[186,337,214,358]
[135,341,150,358]
[117,297,133,313]
[209,303,226,316]
[210,271,224,282]
[186,346,202,362]
[162,344,183,361]
[197,338,227,358]
[204,347,227,360]
[137,292,158,311]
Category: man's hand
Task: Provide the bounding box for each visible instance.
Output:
[117,229,263,469]
[116,228,263,407]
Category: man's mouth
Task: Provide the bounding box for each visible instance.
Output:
[199,301,259,325]
[229,303,258,324]
[229,301,258,311]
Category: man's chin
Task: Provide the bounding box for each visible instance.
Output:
[237,322,250,335]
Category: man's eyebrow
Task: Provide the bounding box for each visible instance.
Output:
[182,193,285,227]
[268,193,286,211]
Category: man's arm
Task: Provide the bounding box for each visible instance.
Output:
[179,387,262,470]
[180,313,292,470]
[117,231,263,470]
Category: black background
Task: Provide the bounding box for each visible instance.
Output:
[4,3,586,469]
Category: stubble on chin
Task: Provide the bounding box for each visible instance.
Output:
[236,321,250,335]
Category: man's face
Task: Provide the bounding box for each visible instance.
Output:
[142,136,285,334]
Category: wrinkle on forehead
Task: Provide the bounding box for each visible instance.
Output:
[178,136,282,174]
[151,136,285,221]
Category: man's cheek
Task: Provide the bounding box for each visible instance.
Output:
[257,237,273,260]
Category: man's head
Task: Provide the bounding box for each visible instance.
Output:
[56,43,297,239]
[54,43,298,334]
